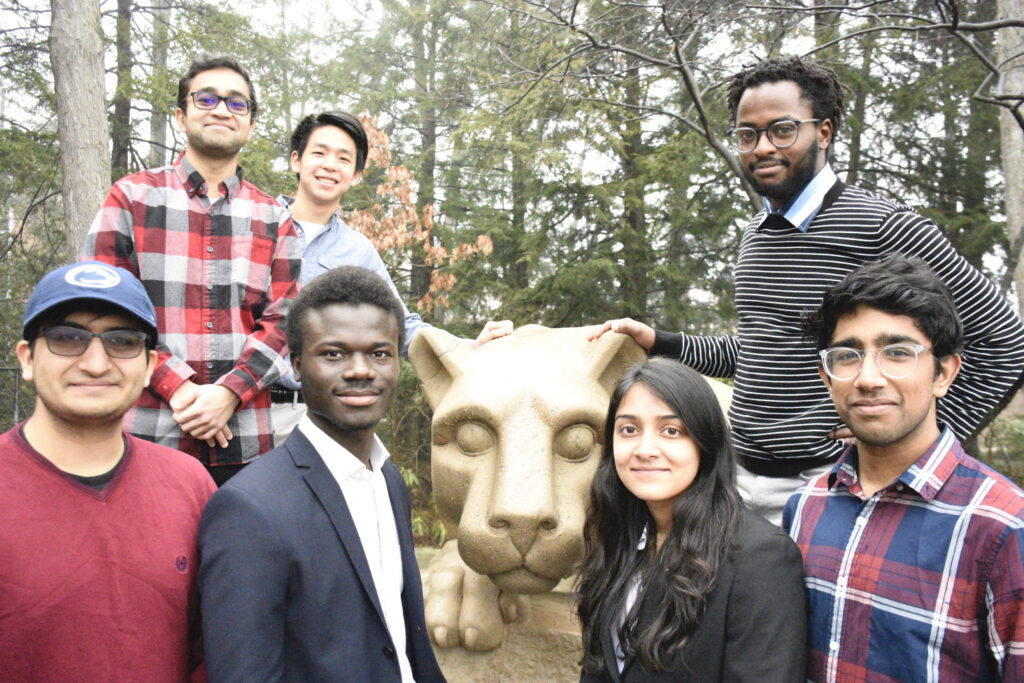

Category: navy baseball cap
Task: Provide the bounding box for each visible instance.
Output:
[22,261,158,339]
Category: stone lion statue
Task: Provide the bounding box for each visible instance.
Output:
[410,325,733,654]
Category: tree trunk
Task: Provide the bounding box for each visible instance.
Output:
[845,28,875,186]
[999,0,1024,316]
[50,0,110,264]
[411,4,436,302]
[148,0,171,168]
[620,63,648,321]
[110,0,131,180]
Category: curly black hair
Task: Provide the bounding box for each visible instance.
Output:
[726,56,845,139]
[286,265,405,357]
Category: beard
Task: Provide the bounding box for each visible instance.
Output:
[742,140,820,204]
[187,134,246,161]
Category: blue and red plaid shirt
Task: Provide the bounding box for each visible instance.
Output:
[784,427,1024,682]
[84,155,301,466]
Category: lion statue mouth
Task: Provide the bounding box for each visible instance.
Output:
[489,567,560,594]
[457,534,577,595]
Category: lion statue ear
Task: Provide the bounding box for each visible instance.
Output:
[582,331,647,395]
[409,328,469,409]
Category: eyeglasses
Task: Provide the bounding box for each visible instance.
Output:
[187,91,254,116]
[41,325,148,359]
[727,119,821,153]
[819,343,932,381]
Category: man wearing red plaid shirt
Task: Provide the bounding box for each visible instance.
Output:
[84,54,301,485]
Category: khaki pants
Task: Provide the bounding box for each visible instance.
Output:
[271,401,307,448]
[737,462,832,527]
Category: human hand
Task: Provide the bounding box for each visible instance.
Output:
[172,384,240,447]
[828,426,856,446]
[168,380,201,413]
[586,318,656,351]
[471,320,514,348]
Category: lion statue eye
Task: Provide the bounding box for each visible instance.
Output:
[454,421,493,456]
[554,424,597,462]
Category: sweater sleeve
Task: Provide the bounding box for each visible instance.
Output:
[879,210,1024,439]
[650,329,739,379]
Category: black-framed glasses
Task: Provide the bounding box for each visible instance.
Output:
[727,119,821,153]
[819,343,932,381]
[41,325,148,359]
[187,91,254,116]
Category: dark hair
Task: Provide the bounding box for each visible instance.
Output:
[290,111,368,173]
[25,300,158,351]
[176,54,257,118]
[802,254,964,368]
[727,56,845,141]
[286,265,405,356]
[576,358,742,673]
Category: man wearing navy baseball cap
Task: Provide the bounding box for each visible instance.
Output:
[0,261,216,680]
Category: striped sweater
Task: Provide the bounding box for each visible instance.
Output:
[653,181,1024,475]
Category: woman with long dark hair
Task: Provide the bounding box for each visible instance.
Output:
[576,359,806,681]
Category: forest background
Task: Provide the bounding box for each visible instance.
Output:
[2,0,1024,542]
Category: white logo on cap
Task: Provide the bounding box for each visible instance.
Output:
[65,264,121,289]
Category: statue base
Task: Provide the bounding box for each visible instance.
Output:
[433,590,582,682]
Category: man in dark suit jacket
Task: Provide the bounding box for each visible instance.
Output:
[198,265,445,682]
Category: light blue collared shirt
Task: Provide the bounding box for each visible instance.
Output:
[275,195,431,388]
[757,163,837,232]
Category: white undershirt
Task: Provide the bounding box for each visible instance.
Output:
[293,218,327,246]
[297,415,413,682]
[612,529,647,673]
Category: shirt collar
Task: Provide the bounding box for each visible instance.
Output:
[757,163,837,233]
[297,414,391,482]
[828,425,962,501]
[276,194,343,244]
[174,153,243,199]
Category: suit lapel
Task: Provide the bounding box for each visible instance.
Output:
[285,431,389,629]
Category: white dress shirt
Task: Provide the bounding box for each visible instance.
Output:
[298,415,414,682]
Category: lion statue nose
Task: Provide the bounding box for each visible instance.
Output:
[489,511,559,556]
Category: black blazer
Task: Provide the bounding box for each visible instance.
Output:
[582,509,806,682]
[198,430,445,683]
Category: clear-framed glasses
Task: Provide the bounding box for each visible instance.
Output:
[187,91,254,116]
[819,343,932,381]
[41,325,148,359]
[727,119,821,153]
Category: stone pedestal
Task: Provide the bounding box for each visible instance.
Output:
[432,589,582,683]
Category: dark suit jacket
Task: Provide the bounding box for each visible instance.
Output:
[198,430,445,683]
[582,509,806,683]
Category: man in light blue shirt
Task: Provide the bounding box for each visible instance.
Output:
[273,111,510,444]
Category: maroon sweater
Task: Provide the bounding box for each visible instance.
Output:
[0,425,215,681]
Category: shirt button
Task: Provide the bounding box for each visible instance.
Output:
[207,246,214,253]
[206,283,213,290]
[896,483,905,491]
[837,576,847,587]
[855,516,867,526]
[382,646,395,658]
[829,640,839,652]
[206,362,213,369]
[206,322,213,329]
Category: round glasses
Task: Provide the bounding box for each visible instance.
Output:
[727,119,821,153]
[819,343,932,381]
[187,91,254,116]
[41,325,148,359]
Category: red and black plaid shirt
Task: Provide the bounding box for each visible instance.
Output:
[84,155,301,466]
